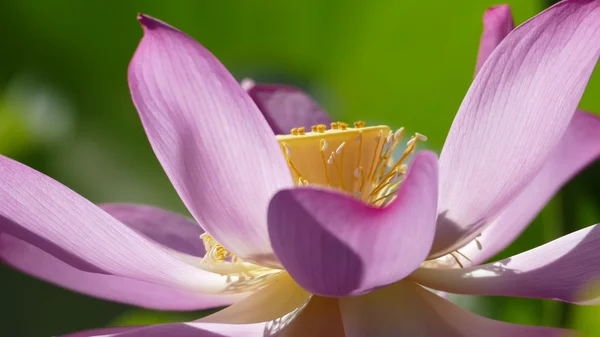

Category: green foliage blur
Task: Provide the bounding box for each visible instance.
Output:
[1,0,599,336]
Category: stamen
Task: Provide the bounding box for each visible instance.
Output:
[450,252,464,268]
[454,250,472,262]
[353,121,366,128]
[331,142,347,190]
[280,141,306,184]
[475,233,483,250]
[200,233,236,263]
[319,139,332,186]
[283,143,292,157]
[394,127,405,141]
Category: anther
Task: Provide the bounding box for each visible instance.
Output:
[316,124,327,133]
[416,133,428,141]
[336,142,345,154]
[475,233,483,250]
[331,122,340,130]
[394,127,405,141]
[386,132,393,145]
[283,143,292,157]
[298,127,306,135]
[311,125,318,132]
[291,128,298,136]
[339,122,348,130]
[320,139,328,151]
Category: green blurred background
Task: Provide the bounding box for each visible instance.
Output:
[1,0,600,335]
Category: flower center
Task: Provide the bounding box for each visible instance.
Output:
[196,121,426,285]
[276,121,426,207]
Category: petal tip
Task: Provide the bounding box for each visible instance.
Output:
[485,4,511,14]
[137,13,172,32]
[483,4,512,23]
[137,13,154,27]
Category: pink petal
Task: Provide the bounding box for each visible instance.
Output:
[0,233,242,310]
[64,277,330,337]
[128,15,292,263]
[338,280,574,337]
[246,84,332,135]
[412,224,600,304]
[268,151,439,296]
[62,322,269,337]
[62,327,137,337]
[462,110,600,265]
[475,5,514,74]
[100,203,205,257]
[0,155,245,294]
[434,0,600,256]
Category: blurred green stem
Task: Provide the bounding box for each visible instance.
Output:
[539,193,564,326]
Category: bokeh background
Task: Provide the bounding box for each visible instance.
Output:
[1,0,600,335]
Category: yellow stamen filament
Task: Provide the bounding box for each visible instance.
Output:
[454,250,472,262]
[450,252,464,268]
[280,141,306,183]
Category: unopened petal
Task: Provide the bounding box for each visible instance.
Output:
[475,5,514,74]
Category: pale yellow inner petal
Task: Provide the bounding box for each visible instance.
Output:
[199,273,311,324]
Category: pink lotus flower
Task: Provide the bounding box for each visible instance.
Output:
[2,0,600,336]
